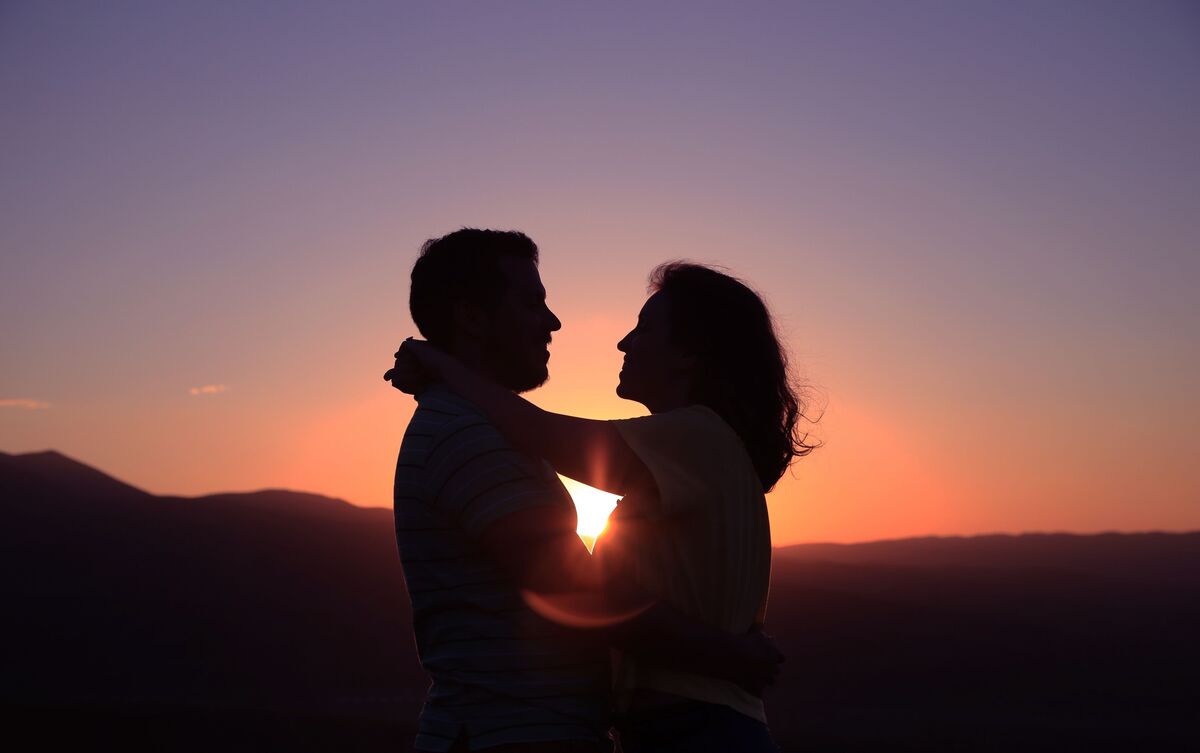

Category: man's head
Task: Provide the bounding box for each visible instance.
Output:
[409,228,560,392]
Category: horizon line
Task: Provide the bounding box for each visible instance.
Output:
[6,448,1197,547]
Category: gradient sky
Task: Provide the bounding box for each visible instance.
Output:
[2,1,1198,544]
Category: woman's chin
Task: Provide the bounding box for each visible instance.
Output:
[615,379,637,403]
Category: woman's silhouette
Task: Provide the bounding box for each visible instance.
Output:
[393,262,815,752]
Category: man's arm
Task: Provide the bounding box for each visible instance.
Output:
[477,505,601,593]
[606,598,784,696]
[478,508,783,695]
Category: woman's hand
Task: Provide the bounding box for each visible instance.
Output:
[383,338,446,395]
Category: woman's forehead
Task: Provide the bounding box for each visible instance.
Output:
[639,291,670,320]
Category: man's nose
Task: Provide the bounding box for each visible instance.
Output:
[546,307,562,332]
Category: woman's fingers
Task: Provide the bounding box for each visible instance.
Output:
[386,345,429,395]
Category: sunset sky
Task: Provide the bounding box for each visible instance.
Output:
[2,1,1197,545]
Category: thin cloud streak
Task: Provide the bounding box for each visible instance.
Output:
[189,385,229,396]
[0,399,51,410]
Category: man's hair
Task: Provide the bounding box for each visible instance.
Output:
[409,228,539,346]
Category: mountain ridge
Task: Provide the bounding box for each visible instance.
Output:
[4,448,1194,549]
[3,450,1196,751]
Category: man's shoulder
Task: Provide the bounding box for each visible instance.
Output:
[404,386,486,438]
[398,388,567,535]
[405,387,530,468]
[427,387,503,430]
[416,383,482,418]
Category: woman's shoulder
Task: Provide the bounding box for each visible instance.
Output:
[683,406,762,493]
[645,403,727,433]
[613,404,751,480]
[622,405,733,452]
[681,404,744,452]
[670,406,757,479]
[684,404,731,431]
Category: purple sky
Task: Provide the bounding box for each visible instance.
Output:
[2,1,1198,543]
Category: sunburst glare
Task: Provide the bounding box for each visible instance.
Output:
[559,476,619,552]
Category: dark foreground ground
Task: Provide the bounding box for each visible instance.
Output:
[4,451,1198,751]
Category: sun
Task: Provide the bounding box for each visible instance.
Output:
[559,476,619,552]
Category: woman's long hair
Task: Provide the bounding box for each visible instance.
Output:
[650,262,817,491]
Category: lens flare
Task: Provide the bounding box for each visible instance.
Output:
[520,589,655,629]
[559,476,619,552]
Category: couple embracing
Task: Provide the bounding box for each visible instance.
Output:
[385,228,814,752]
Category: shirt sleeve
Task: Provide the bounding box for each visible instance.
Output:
[424,414,568,537]
[611,405,728,519]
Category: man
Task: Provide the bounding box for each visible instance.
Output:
[388,229,778,753]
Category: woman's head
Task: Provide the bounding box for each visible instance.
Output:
[616,262,816,491]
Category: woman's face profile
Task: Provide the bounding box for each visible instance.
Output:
[616,292,694,412]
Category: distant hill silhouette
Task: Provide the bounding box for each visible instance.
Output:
[2,451,1196,751]
[1,450,424,751]
[777,532,1200,585]
[1,449,152,502]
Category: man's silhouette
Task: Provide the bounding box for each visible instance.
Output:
[393,229,609,752]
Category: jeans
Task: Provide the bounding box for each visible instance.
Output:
[614,700,780,753]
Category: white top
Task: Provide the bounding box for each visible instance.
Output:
[597,404,772,722]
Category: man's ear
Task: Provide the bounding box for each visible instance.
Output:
[452,300,491,340]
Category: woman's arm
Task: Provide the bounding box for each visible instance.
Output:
[520,575,784,696]
[389,339,648,495]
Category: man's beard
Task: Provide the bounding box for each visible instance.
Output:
[510,367,549,394]
[482,339,549,393]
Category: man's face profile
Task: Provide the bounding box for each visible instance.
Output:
[480,256,561,393]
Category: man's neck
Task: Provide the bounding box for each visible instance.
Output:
[443,340,511,394]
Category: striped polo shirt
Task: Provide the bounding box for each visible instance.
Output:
[394,385,610,752]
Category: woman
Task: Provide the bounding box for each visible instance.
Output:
[394,262,814,752]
